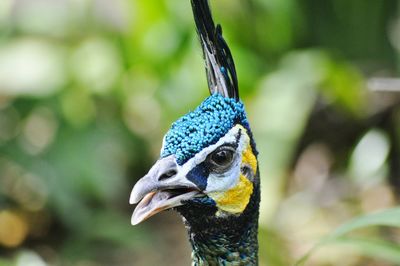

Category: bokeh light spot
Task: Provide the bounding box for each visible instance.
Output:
[0,210,28,248]
[350,129,390,184]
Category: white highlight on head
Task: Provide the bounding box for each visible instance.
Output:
[160,135,167,154]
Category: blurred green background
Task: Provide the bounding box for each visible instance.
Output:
[0,0,399,265]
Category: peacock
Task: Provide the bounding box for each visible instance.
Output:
[130,0,260,265]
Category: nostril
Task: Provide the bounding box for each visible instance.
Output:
[158,170,177,181]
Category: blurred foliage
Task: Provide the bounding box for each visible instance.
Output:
[297,208,400,265]
[0,0,399,265]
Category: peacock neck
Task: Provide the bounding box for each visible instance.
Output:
[179,182,260,266]
[189,219,258,265]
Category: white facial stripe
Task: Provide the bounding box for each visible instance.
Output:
[172,124,250,192]
[205,125,250,193]
[205,157,240,193]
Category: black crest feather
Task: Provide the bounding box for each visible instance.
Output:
[191,0,239,101]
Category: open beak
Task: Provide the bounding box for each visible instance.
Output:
[129,155,200,225]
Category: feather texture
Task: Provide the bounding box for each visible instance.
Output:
[191,0,239,101]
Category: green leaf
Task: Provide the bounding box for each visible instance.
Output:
[329,208,400,238]
[296,207,400,265]
[332,237,400,264]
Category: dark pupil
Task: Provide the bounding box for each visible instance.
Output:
[212,150,232,166]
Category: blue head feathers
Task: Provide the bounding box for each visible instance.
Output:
[161,94,249,165]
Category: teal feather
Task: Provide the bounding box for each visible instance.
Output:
[161,94,249,165]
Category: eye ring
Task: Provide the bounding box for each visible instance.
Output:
[207,145,236,172]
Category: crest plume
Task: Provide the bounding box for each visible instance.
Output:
[191,0,239,101]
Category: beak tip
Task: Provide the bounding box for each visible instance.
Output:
[129,196,136,205]
[129,186,141,205]
[131,216,140,226]
[129,177,153,205]
[131,209,146,226]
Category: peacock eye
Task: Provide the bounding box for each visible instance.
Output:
[208,145,236,172]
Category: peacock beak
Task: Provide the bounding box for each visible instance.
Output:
[129,155,200,225]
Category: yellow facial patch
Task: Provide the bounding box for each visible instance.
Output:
[206,129,258,215]
[209,175,253,214]
[242,143,258,174]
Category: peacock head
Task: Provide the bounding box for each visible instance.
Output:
[130,93,258,225]
[130,0,259,228]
